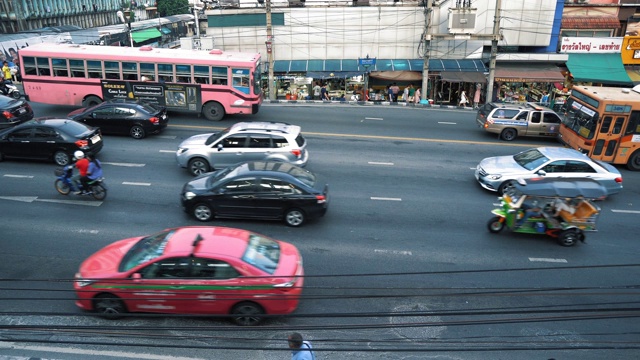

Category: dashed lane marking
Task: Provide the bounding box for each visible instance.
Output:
[3,174,34,178]
[101,162,145,167]
[529,258,568,263]
[368,161,394,165]
[374,249,413,256]
[611,209,640,214]
[122,182,152,186]
[156,135,177,139]
[364,117,383,120]
[371,197,402,201]
[159,149,175,153]
[438,121,457,124]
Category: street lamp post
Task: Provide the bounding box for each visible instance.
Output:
[359,55,375,102]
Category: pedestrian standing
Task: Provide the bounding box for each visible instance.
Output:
[288,332,316,360]
[2,61,11,82]
[320,84,329,101]
[473,86,481,109]
[387,85,393,102]
[414,87,421,104]
[390,82,400,102]
[459,90,469,107]
[402,86,409,103]
[541,91,549,106]
[408,84,415,102]
[312,82,321,100]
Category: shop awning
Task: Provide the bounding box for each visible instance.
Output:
[369,71,423,81]
[561,16,621,29]
[440,71,487,83]
[566,53,632,85]
[131,28,162,43]
[494,64,565,82]
[272,59,486,73]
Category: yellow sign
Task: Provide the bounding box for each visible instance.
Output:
[621,36,640,64]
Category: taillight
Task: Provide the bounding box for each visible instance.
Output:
[615,177,623,183]
[316,195,326,204]
[2,110,11,119]
[483,122,489,128]
[75,139,89,148]
[149,117,159,124]
[291,149,302,157]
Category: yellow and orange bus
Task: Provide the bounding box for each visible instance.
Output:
[558,85,640,171]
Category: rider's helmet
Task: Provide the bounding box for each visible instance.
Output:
[74,150,85,160]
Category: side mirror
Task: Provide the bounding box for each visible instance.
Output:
[537,170,547,176]
[217,143,223,151]
[131,273,142,281]
[91,112,97,118]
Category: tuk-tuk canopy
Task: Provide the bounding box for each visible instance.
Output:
[514,178,608,199]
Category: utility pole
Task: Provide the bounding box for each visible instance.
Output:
[421,0,433,101]
[485,0,501,105]
[266,0,275,100]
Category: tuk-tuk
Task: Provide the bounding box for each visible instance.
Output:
[487,178,607,246]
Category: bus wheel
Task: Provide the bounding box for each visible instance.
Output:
[83,96,102,108]
[627,150,640,171]
[202,102,225,121]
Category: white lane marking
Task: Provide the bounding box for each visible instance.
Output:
[438,121,457,124]
[371,197,402,201]
[469,167,476,170]
[0,341,207,360]
[529,258,568,263]
[159,149,175,153]
[73,229,100,234]
[0,196,37,202]
[368,161,394,166]
[123,182,152,186]
[35,199,103,206]
[101,162,145,167]
[611,209,640,214]
[3,174,34,178]
[156,135,177,139]
[374,249,413,256]
[364,117,383,120]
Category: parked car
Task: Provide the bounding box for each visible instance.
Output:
[74,226,304,326]
[475,102,562,141]
[475,147,623,196]
[0,118,103,165]
[176,121,309,176]
[0,93,34,130]
[181,161,329,227]
[67,99,168,139]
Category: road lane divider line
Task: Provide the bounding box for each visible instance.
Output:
[371,197,402,201]
[528,258,568,263]
[611,209,640,214]
[159,149,175,153]
[374,249,412,256]
[3,174,34,178]
[0,196,37,202]
[35,198,102,207]
[73,229,100,234]
[101,162,145,167]
[364,117,383,120]
[438,121,457,124]
[156,135,177,139]
[368,161,394,166]
[123,182,152,186]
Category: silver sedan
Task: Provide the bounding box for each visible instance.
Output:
[475,147,623,196]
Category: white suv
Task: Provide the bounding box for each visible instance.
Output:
[176,122,309,175]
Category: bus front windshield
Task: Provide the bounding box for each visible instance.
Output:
[561,98,600,139]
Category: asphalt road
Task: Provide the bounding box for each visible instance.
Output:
[0,102,639,360]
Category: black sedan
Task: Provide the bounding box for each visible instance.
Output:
[0,118,103,165]
[0,93,34,130]
[67,99,168,139]
[181,161,329,227]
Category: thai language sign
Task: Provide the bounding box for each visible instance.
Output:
[560,37,622,53]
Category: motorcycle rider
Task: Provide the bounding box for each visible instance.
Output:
[72,150,90,194]
[80,154,103,192]
[0,76,9,97]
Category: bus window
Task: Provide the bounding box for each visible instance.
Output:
[122,61,138,81]
[593,140,604,156]
[212,66,227,85]
[87,60,101,78]
[158,63,173,83]
[104,61,120,79]
[613,117,624,134]
[52,58,68,77]
[70,59,85,78]
[625,112,640,135]
[194,65,210,84]
[140,62,155,82]
[22,56,37,76]
[605,140,618,156]
[600,116,612,133]
[176,64,191,83]
[232,68,250,94]
[36,57,51,76]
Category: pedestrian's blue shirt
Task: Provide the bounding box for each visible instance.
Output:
[291,341,315,360]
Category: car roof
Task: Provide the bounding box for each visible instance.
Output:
[229,161,311,178]
[489,102,554,112]
[230,121,300,136]
[535,147,591,161]
[515,178,608,198]
[163,226,252,258]
[21,118,76,127]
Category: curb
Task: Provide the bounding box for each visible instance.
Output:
[264,99,477,110]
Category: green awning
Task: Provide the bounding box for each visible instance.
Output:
[131,28,162,43]
[566,53,632,86]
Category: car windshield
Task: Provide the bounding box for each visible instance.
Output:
[118,229,175,272]
[241,233,280,274]
[205,127,231,146]
[206,165,239,187]
[513,148,549,170]
[61,120,93,136]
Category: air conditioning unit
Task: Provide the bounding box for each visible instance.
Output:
[448,8,477,34]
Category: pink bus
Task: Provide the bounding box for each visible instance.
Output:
[18,43,262,121]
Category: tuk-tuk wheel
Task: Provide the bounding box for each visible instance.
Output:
[557,229,580,247]
[487,216,505,233]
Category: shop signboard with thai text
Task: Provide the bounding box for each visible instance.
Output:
[560,37,622,53]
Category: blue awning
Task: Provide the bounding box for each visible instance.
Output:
[272,59,486,73]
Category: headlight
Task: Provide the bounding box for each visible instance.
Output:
[177,147,188,155]
[487,174,502,180]
[184,191,196,200]
[74,272,94,287]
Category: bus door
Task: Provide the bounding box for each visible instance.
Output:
[590,114,626,162]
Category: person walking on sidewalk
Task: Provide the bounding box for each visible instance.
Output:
[459,90,469,107]
[402,86,409,103]
[312,82,321,100]
[414,87,421,104]
[288,332,316,360]
[408,84,415,102]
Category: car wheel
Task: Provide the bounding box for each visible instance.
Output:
[55,179,71,195]
[130,125,146,139]
[284,208,305,227]
[498,180,517,195]
[557,229,580,247]
[487,216,505,233]
[83,95,102,108]
[93,294,127,319]
[193,203,213,221]
[627,150,640,171]
[230,302,264,326]
[202,102,225,121]
[500,128,517,141]
[53,151,71,166]
[188,157,210,176]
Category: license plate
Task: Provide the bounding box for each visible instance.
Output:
[91,134,101,143]
[18,108,26,114]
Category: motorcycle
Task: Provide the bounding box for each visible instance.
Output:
[0,80,21,99]
[54,166,107,200]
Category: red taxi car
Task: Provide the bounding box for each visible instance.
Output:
[74,226,304,325]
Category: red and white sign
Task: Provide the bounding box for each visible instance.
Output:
[560,37,623,53]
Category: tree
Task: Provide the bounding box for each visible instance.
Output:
[157,0,190,17]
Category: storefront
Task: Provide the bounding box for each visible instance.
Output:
[492,63,565,105]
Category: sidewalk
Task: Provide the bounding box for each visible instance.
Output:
[264,98,478,110]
